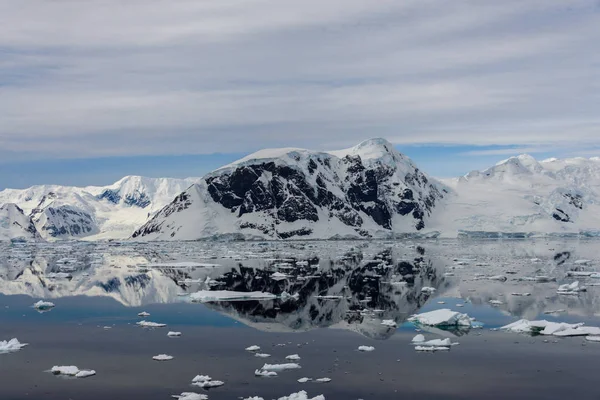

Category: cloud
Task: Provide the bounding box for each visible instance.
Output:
[0,0,599,160]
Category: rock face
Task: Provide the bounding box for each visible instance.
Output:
[0,203,42,242]
[132,139,448,240]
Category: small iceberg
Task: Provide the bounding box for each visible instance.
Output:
[585,336,600,342]
[255,353,271,358]
[415,346,450,352]
[277,390,325,400]
[285,354,301,361]
[421,287,436,294]
[172,393,208,400]
[489,300,503,306]
[411,334,425,343]
[168,331,182,337]
[315,378,331,383]
[191,375,224,388]
[358,346,375,352]
[33,300,55,311]
[0,338,28,354]
[137,320,166,328]
[245,345,261,352]
[138,311,150,317]
[255,369,278,377]
[298,377,312,383]
[557,281,586,295]
[190,290,276,303]
[260,363,301,372]
[408,309,473,327]
[51,366,96,378]
[500,319,600,337]
[153,354,173,361]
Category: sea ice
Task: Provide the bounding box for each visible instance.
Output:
[137,320,166,328]
[285,354,301,361]
[255,369,278,377]
[245,345,261,351]
[277,391,325,400]
[33,300,55,311]
[260,363,301,372]
[408,309,473,327]
[153,354,173,361]
[191,375,224,388]
[298,377,312,383]
[138,311,150,317]
[0,338,28,354]
[411,334,425,343]
[168,331,182,337]
[501,319,600,336]
[51,366,96,378]
[358,346,375,352]
[190,290,276,302]
[171,393,208,400]
[255,353,271,358]
[315,378,331,383]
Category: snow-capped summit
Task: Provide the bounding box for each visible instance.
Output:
[463,154,546,182]
[133,139,448,240]
[0,203,41,242]
[0,176,201,240]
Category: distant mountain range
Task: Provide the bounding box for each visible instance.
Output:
[2,139,600,241]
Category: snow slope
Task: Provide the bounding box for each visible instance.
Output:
[0,176,200,240]
[132,139,448,240]
[434,155,600,237]
[0,203,41,242]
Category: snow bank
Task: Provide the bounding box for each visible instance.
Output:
[408,309,473,327]
[0,338,28,353]
[190,290,277,302]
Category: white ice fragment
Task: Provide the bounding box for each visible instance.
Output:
[277,391,325,400]
[243,397,265,400]
[192,375,212,383]
[255,353,271,358]
[255,369,277,377]
[413,338,454,347]
[271,272,290,281]
[358,346,375,352]
[138,311,150,317]
[411,334,425,343]
[33,300,55,310]
[75,370,96,378]
[557,281,586,295]
[260,363,301,372]
[191,375,224,388]
[190,290,276,303]
[585,336,600,342]
[511,292,531,296]
[0,338,28,353]
[298,377,312,383]
[489,300,503,306]
[51,366,80,376]
[315,378,331,383]
[415,346,450,352]
[381,319,397,327]
[245,345,260,352]
[137,320,166,328]
[153,354,173,361]
[408,309,473,327]
[500,319,600,337]
[172,393,208,400]
[285,354,301,361]
[168,331,182,337]
[421,287,436,294]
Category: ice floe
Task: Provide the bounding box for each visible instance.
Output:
[152,354,173,361]
[0,338,28,354]
[168,331,182,337]
[138,311,150,317]
[171,393,208,400]
[501,319,600,336]
[285,354,301,361]
[51,366,96,378]
[33,300,55,311]
[408,309,473,327]
[412,338,455,347]
[260,363,301,372]
[358,346,375,352]
[190,290,276,303]
[276,391,325,400]
[298,377,312,383]
[557,281,586,295]
[585,336,600,342]
[245,345,261,352]
[191,375,224,388]
[489,300,504,306]
[255,353,271,358]
[415,345,450,352]
[421,287,436,294]
[314,378,331,383]
[136,320,166,328]
[411,334,425,343]
[243,397,264,400]
[255,369,278,377]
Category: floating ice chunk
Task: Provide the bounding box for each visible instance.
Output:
[261,363,301,372]
[421,287,436,294]
[358,346,375,352]
[255,369,278,377]
[585,336,600,342]
[191,375,224,388]
[500,319,600,336]
[413,338,454,347]
[557,281,586,295]
[75,370,96,378]
[488,275,507,282]
[415,346,450,352]
[190,290,276,303]
[285,354,301,361]
[567,271,594,277]
[172,392,208,400]
[0,338,28,353]
[168,331,182,337]
[33,300,55,311]
[138,311,150,317]
[408,309,473,327]
[315,378,331,383]
[137,320,166,328]
[511,292,531,296]
[381,319,397,327]
[255,353,271,358]
[51,365,95,378]
[489,300,503,306]
[245,345,261,352]
[277,391,325,400]
[271,272,290,281]
[243,397,264,400]
[412,334,425,343]
[298,377,312,383]
[153,354,173,361]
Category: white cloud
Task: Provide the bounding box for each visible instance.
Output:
[0,0,598,159]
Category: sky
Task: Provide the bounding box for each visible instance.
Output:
[1,0,599,189]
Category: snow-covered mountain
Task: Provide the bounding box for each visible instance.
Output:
[436,155,600,236]
[0,176,200,241]
[0,203,41,242]
[132,139,449,240]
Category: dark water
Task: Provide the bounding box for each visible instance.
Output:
[3,239,600,399]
